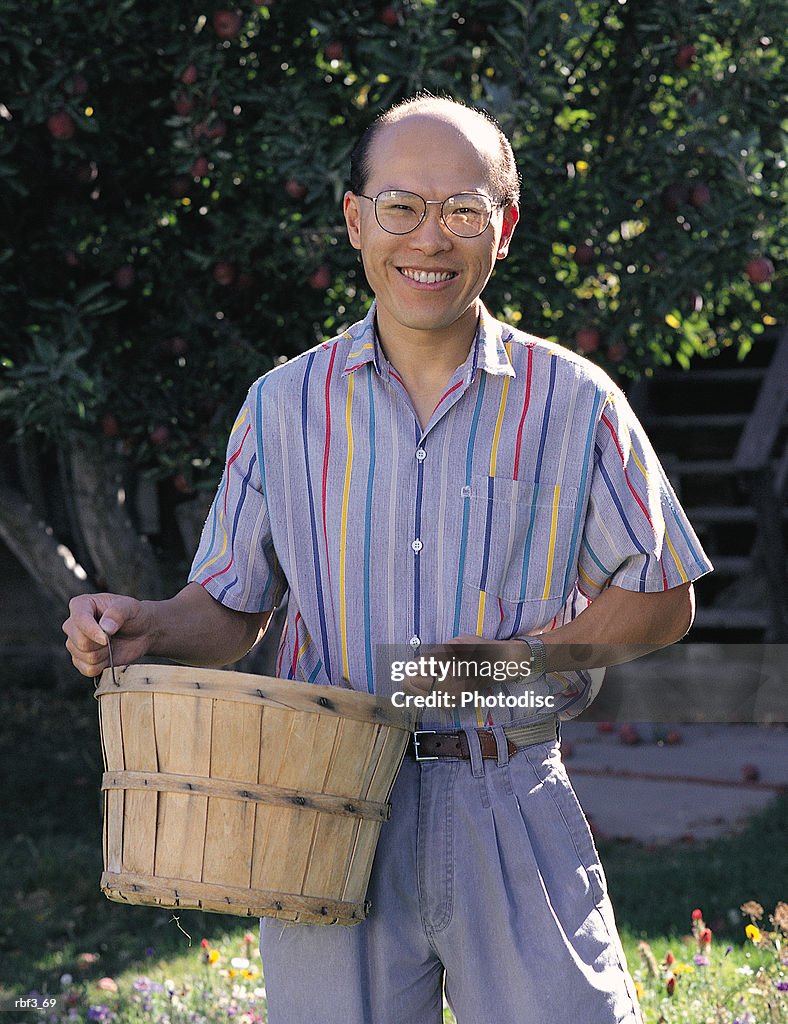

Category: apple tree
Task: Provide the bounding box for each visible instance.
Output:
[0,0,783,622]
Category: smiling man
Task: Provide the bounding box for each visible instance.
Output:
[64,95,712,1023]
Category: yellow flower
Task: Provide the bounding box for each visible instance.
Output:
[672,962,694,974]
[208,948,220,964]
[242,969,257,980]
[745,924,761,942]
[634,981,645,1000]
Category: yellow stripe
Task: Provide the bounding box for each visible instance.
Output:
[476,590,487,636]
[541,485,561,600]
[230,407,248,436]
[488,348,511,476]
[631,449,649,481]
[339,373,355,681]
[578,562,602,592]
[200,511,228,574]
[348,342,374,358]
[664,528,689,582]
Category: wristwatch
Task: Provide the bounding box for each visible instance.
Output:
[518,636,547,679]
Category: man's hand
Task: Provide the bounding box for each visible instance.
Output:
[401,634,521,699]
[63,593,154,678]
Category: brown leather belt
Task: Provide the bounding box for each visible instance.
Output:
[407,717,557,762]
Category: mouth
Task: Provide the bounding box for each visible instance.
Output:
[397,267,458,285]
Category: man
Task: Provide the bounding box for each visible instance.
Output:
[64,95,712,1022]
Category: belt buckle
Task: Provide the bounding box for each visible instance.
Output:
[412,730,438,762]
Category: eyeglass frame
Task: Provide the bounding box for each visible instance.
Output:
[354,189,508,238]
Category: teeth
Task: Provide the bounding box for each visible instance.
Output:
[401,268,456,284]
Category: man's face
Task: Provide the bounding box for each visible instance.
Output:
[343,113,519,342]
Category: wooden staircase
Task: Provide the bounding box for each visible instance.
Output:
[628,328,788,641]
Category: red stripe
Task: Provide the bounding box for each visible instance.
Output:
[512,345,533,480]
[277,619,289,676]
[291,611,301,677]
[322,345,338,580]
[601,413,653,528]
[223,423,252,515]
[201,557,234,586]
[433,378,463,412]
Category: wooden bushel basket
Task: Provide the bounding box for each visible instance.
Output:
[95,665,414,926]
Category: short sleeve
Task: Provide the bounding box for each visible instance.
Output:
[577,390,713,596]
[189,395,287,612]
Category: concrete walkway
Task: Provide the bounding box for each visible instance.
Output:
[561,721,787,844]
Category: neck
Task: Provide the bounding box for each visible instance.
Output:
[375,301,480,384]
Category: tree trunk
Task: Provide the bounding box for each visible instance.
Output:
[66,433,165,599]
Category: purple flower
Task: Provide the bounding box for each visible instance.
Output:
[145,947,155,958]
[87,1007,111,1022]
[132,978,151,992]
[693,954,711,966]
[776,981,788,991]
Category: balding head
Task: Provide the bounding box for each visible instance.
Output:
[350,94,520,206]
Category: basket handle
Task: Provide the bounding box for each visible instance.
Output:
[93,630,120,689]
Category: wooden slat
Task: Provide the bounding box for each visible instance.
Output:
[102,771,389,820]
[96,665,416,730]
[100,871,365,923]
[152,692,212,882]
[303,815,357,898]
[342,820,384,903]
[119,692,158,876]
[99,694,124,874]
[203,700,261,888]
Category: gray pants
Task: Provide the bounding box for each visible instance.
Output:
[261,734,642,1023]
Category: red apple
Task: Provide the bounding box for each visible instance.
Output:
[170,175,192,198]
[213,9,242,40]
[309,264,332,290]
[190,155,210,177]
[661,183,690,212]
[180,63,198,86]
[745,257,774,284]
[619,723,641,745]
[69,75,89,97]
[114,265,136,289]
[285,178,308,200]
[574,243,594,267]
[206,118,227,140]
[174,93,194,116]
[576,327,600,353]
[149,425,170,448]
[101,413,119,438]
[213,261,236,286]
[324,41,345,61]
[741,763,760,782]
[690,183,711,207]
[664,729,683,745]
[378,5,399,26]
[173,472,193,494]
[47,111,76,140]
[675,44,697,69]
[596,721,616,734]
[607,341,628,362]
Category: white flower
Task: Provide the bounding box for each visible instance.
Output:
[737,965,755,975]
[60,974,73,988]
[230,957,250,969]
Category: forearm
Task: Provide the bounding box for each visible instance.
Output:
[143,582,272,666]
[521,582,696,672]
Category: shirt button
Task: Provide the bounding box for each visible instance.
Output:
[411,539,423,553]
[415,448,427,462]
[409,635,421,648]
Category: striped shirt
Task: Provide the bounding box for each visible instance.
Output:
[190,302,712,728]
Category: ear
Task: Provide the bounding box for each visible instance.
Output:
[343,191,363,251]
[495,202,519,260]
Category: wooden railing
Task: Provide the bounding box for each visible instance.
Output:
[733,330,788,640]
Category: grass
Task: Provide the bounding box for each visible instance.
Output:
[1,676,785,1022]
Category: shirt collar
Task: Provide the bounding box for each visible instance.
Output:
[341,300,515,379]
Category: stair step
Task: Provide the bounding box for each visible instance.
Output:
[693,607,769,629]
[708,555,752,574]
[654,367,766,384]
[691,505,788,523]
[649,413,749,429]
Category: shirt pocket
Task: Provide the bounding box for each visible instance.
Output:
[461,475,579,603]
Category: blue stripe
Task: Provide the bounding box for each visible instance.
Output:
[453,373,487,636]
[581,536,613,577]
[478,473,495,590]
[190,476,227,576]
[598,459,648,554]
[363,371,376,692]
[216,452,257,602]
[301,353,333,681]
[561,389,604,598]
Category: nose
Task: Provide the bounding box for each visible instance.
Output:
[409,204,453,252]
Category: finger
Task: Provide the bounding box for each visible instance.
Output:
[64,637,109,677]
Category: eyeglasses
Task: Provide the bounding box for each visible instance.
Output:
[356,190,501,238]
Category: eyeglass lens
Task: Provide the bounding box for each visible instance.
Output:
[373,191,492,237]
